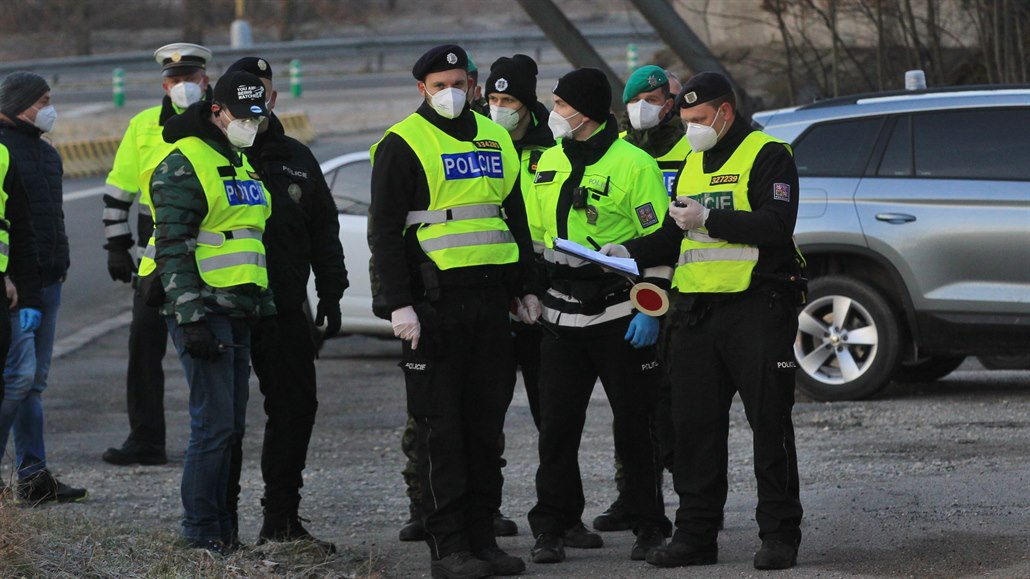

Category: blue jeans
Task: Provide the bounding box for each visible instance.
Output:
[0,282,62,480]
[167,315,250,543]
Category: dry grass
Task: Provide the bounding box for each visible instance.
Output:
[0,496,385,579]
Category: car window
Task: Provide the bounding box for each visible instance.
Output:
[793,117,883,177]
[326,159,373,214]
[877,115,911,177]
[913,108,1030,180]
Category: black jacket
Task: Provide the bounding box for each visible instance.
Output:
[2,165,42,308]
[0,118,69,286]
[625,114,800,293]
[248,113,348,311]
[369,102,534,315]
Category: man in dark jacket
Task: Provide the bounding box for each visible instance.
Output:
[223,57,348,554]
[0,71,86,505]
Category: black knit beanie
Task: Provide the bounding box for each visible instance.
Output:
[552,67,611,122]
[0,72,50,117]
[485,54,539,108]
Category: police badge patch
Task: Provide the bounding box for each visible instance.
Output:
[288,183,303,203]
[636,202,659,227]
[773,183,791,202]
[495,78,509,91]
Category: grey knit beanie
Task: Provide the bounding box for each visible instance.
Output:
[0,72,50,117]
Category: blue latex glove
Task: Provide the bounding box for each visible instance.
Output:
[624,312,660,349]
[20,307,42,333]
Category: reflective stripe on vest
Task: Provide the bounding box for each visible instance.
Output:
[198,251,267,273]
[372,112,519,271]
[0,145,10,273]
[672,131,788,293]
[405,203,503,226]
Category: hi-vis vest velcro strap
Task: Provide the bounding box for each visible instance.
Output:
[678,246,759,266]
[405,203,504,227]
[418,230,515,253]
[198,251,267,274]
[197,227,263,247]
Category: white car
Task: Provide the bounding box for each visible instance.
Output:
[306,151,392,339]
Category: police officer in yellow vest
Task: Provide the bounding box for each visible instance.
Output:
[620,65,690,196]
[609,72,804,571]
[149,70,275,554]
[524,67,672,566]
[101,42,213,468]
[0,143,42,406]
[368,45,536,579]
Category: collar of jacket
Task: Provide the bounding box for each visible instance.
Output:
[514,100,555,152]
[561,113,619,166]
[161,100,240,164]
[621,111,684,158]
[415,100,478,141]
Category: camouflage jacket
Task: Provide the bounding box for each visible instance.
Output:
[150,103,275,324]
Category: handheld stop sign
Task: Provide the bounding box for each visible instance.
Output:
[631,282,669,317]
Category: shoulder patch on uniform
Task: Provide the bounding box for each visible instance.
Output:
[773,182,791,202]
[709,174,739,185]
[636,202,659,228]
[534,170,556,184]
[474,139,502,151]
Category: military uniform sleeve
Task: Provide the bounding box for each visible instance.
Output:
[703,142,798,248]
[4,168,42,309]
[302,147,349,300]
[151,151,208,325]
[368,132,419,312]
[103,120,140,251]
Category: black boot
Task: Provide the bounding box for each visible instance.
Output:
[492,510,518,537]
[399,501,425,542]
[258,507,336,555]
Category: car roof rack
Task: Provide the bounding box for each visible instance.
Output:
[797,83,1030,111]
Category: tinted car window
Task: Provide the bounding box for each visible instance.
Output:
[327,159,372,214]
[877,115,911,177]
[793,118,883,177]
[913,108,1030,180]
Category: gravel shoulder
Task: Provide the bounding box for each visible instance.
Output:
[6,328,1029,578]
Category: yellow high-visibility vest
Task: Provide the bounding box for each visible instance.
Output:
[0,145,11,273]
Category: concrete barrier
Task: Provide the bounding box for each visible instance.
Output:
[55,111,317,179]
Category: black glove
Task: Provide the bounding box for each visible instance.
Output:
[315,298,342,339]
[181,322,221,361]
[107,249,135,283]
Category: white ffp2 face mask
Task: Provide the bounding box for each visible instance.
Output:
[427,87,467,119]
[30,105,57,133]
[684,107,728,153]
[490,104,522,131]
[548,110,583,140]
[169,82,203,109]
[627,100,663,130]
[226,117,262,148]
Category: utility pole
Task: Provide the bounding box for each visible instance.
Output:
[627,0,754,118]
[513,0,627,113]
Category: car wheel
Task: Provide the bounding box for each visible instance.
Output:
[794,275,902,401]
[892,355,966,383]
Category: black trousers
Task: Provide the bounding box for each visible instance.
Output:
[667,291,803,547]
[126,289,168,447]
[528,318,671,537]
[0,289,9,402]
[404,286,515,559]
[512,322,542,428]
[251,307,319,514]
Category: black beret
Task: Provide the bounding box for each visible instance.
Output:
[225,56,273,80]
[552,67,611,122]
[485,54,539,108]
[676,71,734,109]
[412,44,468,81]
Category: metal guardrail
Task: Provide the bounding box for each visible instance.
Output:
[0,25,659,77]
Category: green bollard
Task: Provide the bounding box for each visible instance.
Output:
[113,68,125,108]
[290,59,302,98]
[627,43,638,73]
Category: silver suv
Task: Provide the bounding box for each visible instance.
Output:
[753,85,1030,400]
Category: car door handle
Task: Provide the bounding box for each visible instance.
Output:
[875,213,916,224]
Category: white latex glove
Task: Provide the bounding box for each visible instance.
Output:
[669,196,710,230]
[599,243,631,258]
[517,294,542,324]
[391,305,421,350]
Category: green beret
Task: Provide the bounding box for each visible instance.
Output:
[622,65,668,104]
